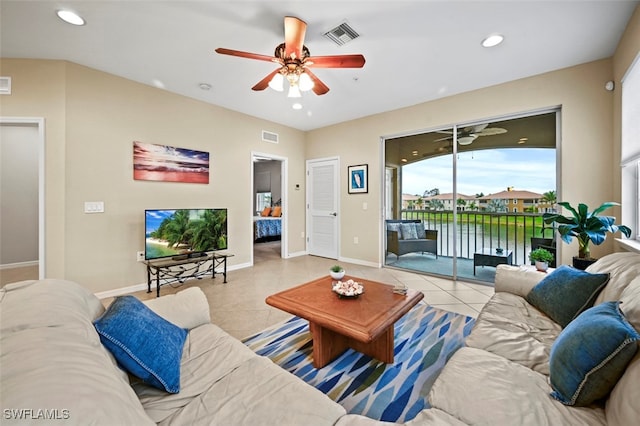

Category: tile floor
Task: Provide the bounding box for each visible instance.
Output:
[107,242,493,340]
[3,242,494,341]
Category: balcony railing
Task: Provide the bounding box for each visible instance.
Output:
[400,209,555,266]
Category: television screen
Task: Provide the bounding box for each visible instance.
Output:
[145,208,227,261]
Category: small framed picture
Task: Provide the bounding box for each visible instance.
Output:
[348,164,368,194]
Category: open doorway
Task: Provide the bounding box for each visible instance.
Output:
[0,117,45,284]
[252,153,287,264]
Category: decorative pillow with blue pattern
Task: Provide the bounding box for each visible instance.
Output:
[94,295,187,393]
[549,301,640,406]
[526,265,609,327]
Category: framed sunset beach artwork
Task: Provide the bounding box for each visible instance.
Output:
[133,141,210,184]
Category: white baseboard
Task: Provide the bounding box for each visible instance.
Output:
[287,250,308,258]
[94,261,252,299]
[0,260,38,270]
[338,256,380,269]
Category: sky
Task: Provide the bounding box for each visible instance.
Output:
[402,148,556,197]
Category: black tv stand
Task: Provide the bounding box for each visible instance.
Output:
[188,251,207,258]
[144,252,233,297]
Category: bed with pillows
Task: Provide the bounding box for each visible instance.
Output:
[254,206,282,242]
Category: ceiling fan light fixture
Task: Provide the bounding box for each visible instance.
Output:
[268,73,284,91]
[458,135,477,145]
[287,84,302,98]
[298,72,314,91]
[482,34,504,48]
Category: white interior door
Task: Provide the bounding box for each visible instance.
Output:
[306,158,339,259]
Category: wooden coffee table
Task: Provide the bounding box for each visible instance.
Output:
[266,275,424,368]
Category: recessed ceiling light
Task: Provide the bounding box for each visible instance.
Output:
[56,10,85,26]
[292,103,302,110]
[518,137,528,144]
[198,83,212,91]
[481,34,504,48]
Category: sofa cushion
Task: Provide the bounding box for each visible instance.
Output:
[465,291,562,375]
[428,347,607,425]
[589,252,640,305]
[414,222,427,239]
[1,279,154,425]
[525,265,609,327]
[94,295,187,393]
[549,301,640,406]
[400,223,418,240]
[606,352,640,426]
[620,275,640,331]
[135,323,346,425]
[143,287,210,330]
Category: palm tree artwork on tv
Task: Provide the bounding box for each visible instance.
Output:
[146,209,227,259]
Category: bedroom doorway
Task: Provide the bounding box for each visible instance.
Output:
[252,153,287,264]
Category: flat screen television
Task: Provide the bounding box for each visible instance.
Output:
[145,208,227,261]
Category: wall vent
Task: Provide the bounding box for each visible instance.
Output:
[323,22,360,46]
[0,77,11,95]
[262,130,279,144]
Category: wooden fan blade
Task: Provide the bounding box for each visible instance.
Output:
[304,69,330,95]
[306,54,365,68]
[252,69,281,91]
[284,16,307,59]
[215,48,276,63]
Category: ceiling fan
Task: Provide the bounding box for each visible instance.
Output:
[215,16,365,97]
[435,123,507,145]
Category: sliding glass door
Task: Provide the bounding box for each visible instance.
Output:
[384,111,557,284]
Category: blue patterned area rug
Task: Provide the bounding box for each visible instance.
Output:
[243,302,475,422]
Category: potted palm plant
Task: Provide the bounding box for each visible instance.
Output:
[542,201,631,270]
[529,248,554,272]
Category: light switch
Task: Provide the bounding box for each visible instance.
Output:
[84,201,105,213]
[362,202,368,210]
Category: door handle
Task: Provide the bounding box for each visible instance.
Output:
[330,212,337,216]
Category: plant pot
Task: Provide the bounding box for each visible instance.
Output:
[330,270,345,280]
[572,256,597,271]
[535,261,549,272]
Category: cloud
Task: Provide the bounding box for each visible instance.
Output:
[402,148,556,195]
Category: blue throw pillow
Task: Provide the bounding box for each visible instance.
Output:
[400,223,418,240]
[525,265,609,327]
[549,301,640,406]
[94,295,187,393]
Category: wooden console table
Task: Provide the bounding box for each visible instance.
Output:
[145,252,233,297]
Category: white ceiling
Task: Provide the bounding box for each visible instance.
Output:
[1,1,637,131]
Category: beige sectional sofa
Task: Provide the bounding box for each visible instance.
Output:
[1,252,638,425]
[0,280,345,425]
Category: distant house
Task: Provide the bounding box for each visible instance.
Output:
[401,194,422,210]
[478,188,550,213]
[421,193,476,211]
[406,188,554,213]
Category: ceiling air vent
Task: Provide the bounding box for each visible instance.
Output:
[262,130,279,144]
[0,77,11,95]
[324,22,360,46]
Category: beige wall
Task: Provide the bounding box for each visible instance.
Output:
[307,57,620,267]
[1,7,637,290]
[0,60,306,293]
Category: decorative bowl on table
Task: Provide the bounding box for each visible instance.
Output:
[332,279,364,299]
